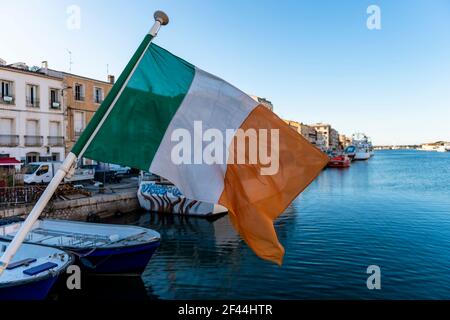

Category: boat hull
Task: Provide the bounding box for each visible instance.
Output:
[138,181,228,217]
[0,239,73,300]
[0,220,160,277]
[437,146,450,152]
[328,155,351,168]
[71,241,160,275]
[0,274,59,300]
[354,152,371,160]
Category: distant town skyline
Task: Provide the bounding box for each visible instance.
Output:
[1,0,449,145]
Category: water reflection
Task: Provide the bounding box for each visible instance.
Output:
[65,151,450,299]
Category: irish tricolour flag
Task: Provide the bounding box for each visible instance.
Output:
[72,33,328,265]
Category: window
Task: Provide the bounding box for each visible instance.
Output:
[52,153,60,161]
[26,84,40,108]
[94,87,103,104]
[49,121,61,137]
[26,119,39,136]
[0,118,13,135]
[74,111,85,137]
[74,84,84,101]
[26,152,39,164]
[0,118,18,147]
[36,165,49,176]
[0,80,14,104]
[48,121,63,146]
[24,120,41,146]
[50,88,61,109]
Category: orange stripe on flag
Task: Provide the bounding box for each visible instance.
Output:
[218,105,329,265]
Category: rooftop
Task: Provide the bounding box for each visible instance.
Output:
[0,59,113,84]
[0,64,60,81]
[310,123,331,128]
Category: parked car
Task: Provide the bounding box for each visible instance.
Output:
[22,162,95,184]
[108,164,131,175]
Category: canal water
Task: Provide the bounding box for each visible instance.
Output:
[94,150,450,299]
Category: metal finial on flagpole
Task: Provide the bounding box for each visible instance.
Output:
[150,10,169,36]
[154,10,169,25]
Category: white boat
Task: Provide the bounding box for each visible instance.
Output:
[138,174,228,217]
[421,143,450,152]
[0,239,73,300]
[344,145,356,160]
[436,144,450,152]
[352,133,372,160]
[0,219,160,275]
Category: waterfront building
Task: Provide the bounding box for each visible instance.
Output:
[41,66,114,154]
[310,123,339,151]
[302,125,318,145]
[284,120,319,146]
[0,58,114,164]
[315,132,327,151]
[0,62,66,163]
[250,95,274,111]
[339,134,352,150]
[284,119,302,134]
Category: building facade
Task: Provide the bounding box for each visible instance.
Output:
[310,123,339,152]
[0,64,66,163]
[250,95,274,111]
[284,120,320,147]
[284,119,302,134]
[42,68,114,154]
[339,134,352,150]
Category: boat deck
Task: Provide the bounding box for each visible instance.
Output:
[0,220,160,249]
[0,240,71,286]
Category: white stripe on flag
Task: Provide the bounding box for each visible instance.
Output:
[150,67,258,203]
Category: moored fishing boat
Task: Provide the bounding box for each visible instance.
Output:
[0,220,160,275]
[344,145,356,160]
[328,155,351,168]
[0,239,73,300]
[138,174,228,217]
[354,148,371,160]
[352,133,372,161]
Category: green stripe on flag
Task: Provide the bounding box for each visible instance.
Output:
[71,36,195,171]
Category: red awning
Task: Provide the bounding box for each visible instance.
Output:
[0,157,22,166]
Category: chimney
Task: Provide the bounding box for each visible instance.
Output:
[41,61,48,75]
[108,75,115,84]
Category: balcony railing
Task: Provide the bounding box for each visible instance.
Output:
[0,135,19,147]
[47,136,64,147]
[26,97,40,108]
[0,95,15,105]
[74,130,83,138]
[24,135,43,147]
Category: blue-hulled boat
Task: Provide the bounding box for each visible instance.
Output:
[0,219,160,275]
[0,239,73,300]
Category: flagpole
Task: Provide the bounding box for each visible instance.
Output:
[0,11,169,274]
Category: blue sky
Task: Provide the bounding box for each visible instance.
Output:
[1,0,449,145]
